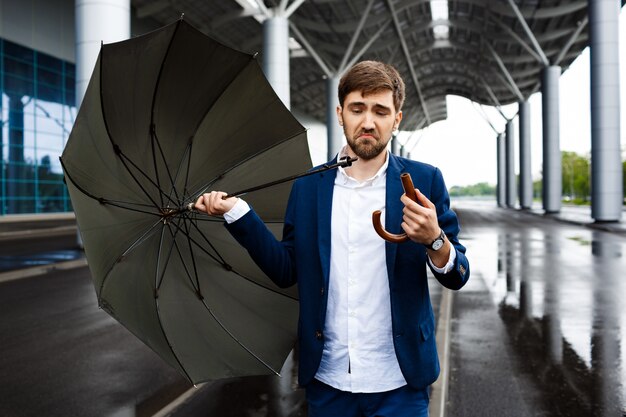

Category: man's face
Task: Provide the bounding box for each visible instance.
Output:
[337,89,402,160]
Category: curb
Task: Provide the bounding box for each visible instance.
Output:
[429,288,453,417]
[0,258,88,284]
[0,225,77,241]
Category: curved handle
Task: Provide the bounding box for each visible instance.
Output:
[372,173,418,243]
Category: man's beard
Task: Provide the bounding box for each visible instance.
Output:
[346,131,390,160]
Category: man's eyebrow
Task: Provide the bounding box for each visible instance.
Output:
[373,103,392,112]
[346,102,392,112]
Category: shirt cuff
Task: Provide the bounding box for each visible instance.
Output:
[223,199,251,224]
[428,246,457,274]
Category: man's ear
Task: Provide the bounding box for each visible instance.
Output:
[336,105,343,126]
[394,110,403,129]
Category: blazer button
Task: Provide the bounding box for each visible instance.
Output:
[320,287,324,296]
[315,330,323,340]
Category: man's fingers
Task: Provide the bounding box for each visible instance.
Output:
[414,188,435,209]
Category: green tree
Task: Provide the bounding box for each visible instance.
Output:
[561,151,590,202]
[449,182,496,197]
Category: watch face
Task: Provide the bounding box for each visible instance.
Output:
[432,239,444,250]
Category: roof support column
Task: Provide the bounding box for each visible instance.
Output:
[518,100,532,209]
[542,66,562,214]
[75,0,130,106]
[263,16,290,108]
[505,120,516,208]
[75,0,129,245]
[327,75,343,160]
[589,0,622,222]
[497,133,506,207]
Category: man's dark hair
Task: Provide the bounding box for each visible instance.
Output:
[338,60,406,112]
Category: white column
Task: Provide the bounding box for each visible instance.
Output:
[263,16,290,109]
[327,76,342,160]
[518,101,532,209]
[505,120,516,208]
[497,133,506,207]
[75,0,131,106]
[75,0,130,246]
[541,66,562,214]
[589,0,622,222]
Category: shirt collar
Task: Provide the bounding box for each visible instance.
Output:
[336,145,389,186]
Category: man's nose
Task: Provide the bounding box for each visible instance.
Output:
[362,111,375,129]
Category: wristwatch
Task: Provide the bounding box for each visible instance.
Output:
[427,230,446,251]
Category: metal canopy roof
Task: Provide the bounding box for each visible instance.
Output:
[131,0,621,130]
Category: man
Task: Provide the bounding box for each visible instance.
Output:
[195,60,470,417]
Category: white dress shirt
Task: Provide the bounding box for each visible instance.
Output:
[223,150,456,393]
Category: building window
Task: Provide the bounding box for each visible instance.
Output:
[0,38,76,214]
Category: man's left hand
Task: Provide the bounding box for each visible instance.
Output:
[400,188,451,267]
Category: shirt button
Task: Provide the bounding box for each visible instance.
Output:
[349,311,356,317]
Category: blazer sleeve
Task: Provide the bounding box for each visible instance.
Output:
[429,167,470,290]
[224,183,298,289]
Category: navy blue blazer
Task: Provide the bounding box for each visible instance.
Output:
[226,153,470,390]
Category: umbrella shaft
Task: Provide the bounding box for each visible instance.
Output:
[223,156,357,199]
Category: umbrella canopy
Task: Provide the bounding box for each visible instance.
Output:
[60,19,311,384]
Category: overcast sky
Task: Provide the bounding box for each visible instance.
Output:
[406,7,626,188]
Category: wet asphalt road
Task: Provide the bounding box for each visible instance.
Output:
[1,202,625,416]
[447,201,626,417]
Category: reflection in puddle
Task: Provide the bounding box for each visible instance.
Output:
[467,224,625,416]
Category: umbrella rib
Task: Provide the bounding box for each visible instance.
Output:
[199,297,282,376]
[185,128,307,204]
[165,138,192,205]
[167,215,227,266]
[161,218,281,379]
[180,213,203,295]
[154,224,177,293]
[116,151,180,208]
[177,213,298,301]
[151,129,165,207]
[153,297,196,384]
[60,156,163,217]
[98,46,187,211]
[165,220,203,297]
[147,19,187,207]
[98,45,166,212]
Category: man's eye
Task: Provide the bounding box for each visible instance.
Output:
[352,109,362,114]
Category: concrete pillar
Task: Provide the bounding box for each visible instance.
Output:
[518,101,532,209]
[391,136,400,155]
[263,16,290,109]
[541,66,562,213]
[497,133,506,207]
[327,76,342,160]
[505,120,516,208]
[589,0,622,222]
[75,0,129,245]
[75,0,130,107]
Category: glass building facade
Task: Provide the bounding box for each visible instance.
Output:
[1,38,75,215]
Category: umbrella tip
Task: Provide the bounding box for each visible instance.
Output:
[339,156,358,168]
[180,13,185,20]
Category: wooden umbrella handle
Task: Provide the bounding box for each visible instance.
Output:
[372,173,417,243]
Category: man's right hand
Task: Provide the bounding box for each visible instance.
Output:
[194,192,238,216]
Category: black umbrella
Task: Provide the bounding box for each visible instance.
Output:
[60,19,314,384]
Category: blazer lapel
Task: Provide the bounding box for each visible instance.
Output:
[317,165,336,287]
[385,154,407,282]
